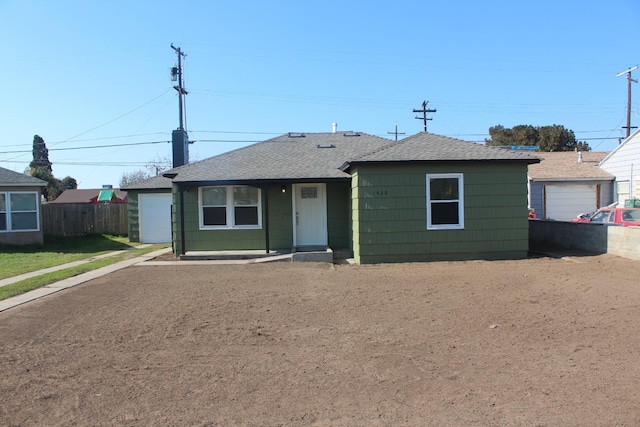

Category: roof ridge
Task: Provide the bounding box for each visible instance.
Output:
[349,139,402,162]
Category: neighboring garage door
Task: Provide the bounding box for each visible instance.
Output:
[545,184,597,221]
[139,193,172,243]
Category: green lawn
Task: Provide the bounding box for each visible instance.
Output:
[0,235,170,301]
[0,234,139,280]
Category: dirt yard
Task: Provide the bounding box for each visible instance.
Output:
[2,252,640,426]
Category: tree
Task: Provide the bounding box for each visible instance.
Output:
[27,135,78,201]
[30,167,59,201]
[30,135,52,171]
[60,176,78,191]
[119,155,172,188]
[120,170,153,188]
[485,124,590,151]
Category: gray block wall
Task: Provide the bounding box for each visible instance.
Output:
[529,220,640,261]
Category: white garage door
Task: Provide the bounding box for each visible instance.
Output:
[139,193,172,243]
[546,184,597,221]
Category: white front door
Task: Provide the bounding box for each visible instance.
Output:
[294,183,327,247]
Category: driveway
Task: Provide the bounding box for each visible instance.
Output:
[1,253,640,425]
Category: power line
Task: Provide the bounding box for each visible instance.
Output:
[50,89,173,146]
[51,161,153,167]
[194,139,262,144]
[190,130,283,135]
[0,140,169,154]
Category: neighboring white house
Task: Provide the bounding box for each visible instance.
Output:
[599,129,640,206]
[528,151,614,221]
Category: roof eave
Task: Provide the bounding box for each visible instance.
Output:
[173,177,351,189]
[1,182,47,187]
[599,127,640,165]
[344,158,541,168]
[528,177,615,182]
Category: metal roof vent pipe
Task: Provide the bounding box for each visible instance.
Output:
[332,122,337,133]
[578,151,583,164]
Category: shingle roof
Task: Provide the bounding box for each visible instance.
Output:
[167,132,395,183]
[346,132,541,165]
[0,166,47,186]
[164,132,541,184]
[48,188,128,204]
[121,174,173,190]
[528,151,614,180]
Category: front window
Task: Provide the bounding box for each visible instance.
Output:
[426,174,464,230]
[0,194,6,231]
[200,186,261,229]
[0,192,40,232]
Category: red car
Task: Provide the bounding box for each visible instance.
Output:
[572,208,640,226]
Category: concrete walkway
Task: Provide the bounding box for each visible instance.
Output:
[0,246,172,313]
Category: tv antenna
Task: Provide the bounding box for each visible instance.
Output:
[616,65,638,138]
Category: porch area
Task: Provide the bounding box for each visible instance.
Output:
[178,247,353,263]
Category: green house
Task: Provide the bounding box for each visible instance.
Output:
[161,131,539,263]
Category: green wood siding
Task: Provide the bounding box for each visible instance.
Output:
[327,182,351,250]
[266,185,293,250]
[173,186,294,253]
[127,191,140,242]
[352,163,530,263]
[127,189,172,243]
[172,183,351,255]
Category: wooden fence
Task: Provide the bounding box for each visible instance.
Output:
[41,204,129,237]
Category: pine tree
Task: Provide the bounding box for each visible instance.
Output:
[29,135,53,171]
[27,135,77,201]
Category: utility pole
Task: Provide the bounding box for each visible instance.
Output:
[387,123,405,141]
[413,100,436,132]
[171,44,188,131]
[170,44,190,167]
[616,65,638,138]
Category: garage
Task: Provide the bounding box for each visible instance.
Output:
[139,193,172,243]
[545,184,597,221]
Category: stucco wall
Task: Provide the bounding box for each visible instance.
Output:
[529,219,640,261]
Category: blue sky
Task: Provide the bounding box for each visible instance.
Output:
[1,0,638,189]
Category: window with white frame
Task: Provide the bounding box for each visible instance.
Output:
[200,186,262,229]
[0,193,5,231]
[0,191,40,232]
[426,174,464,230]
